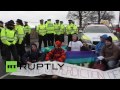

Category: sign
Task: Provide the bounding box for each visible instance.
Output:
[11,61,120,79]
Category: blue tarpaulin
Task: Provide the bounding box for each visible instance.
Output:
[41,46,67,53]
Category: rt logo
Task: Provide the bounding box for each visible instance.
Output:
[6,61,17,72]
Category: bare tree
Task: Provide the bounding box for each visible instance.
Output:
[88,11,114,23]
[67,11,115,27]
[67,11,93,28]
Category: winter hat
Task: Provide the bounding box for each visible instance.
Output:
[100,34,108,39]
[106,36,112,43]
[55,41,62,47]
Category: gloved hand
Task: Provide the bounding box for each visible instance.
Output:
[12,41,16,45]
[97,56,104,61]
[7,43,11,46]
[18,40,22,44]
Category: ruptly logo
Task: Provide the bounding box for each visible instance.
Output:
[6,61,17,72]
[5,61,64,73]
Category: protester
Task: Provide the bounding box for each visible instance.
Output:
[45,41,66,62]
[96,36,120,70]
[95,34,108,56]
[68,34,83,51]
[22,43,45,65]
[45,41,66,79]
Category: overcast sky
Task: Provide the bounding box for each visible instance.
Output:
[0,11,119,27]
[0,11,68,23]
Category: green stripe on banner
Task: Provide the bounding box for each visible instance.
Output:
[65,58,95,64]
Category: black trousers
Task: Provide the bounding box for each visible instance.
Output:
[25,33,30,46]
[5,45,19,61]
[0,40,6,59]
[16,41,26,61]
[55,35,61,42]
[68,34,72,44]
[47,34,54,46]
[38,35,47,49]
[61,34,64,42]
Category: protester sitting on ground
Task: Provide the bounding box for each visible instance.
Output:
[45,40,66,62]
[95,34,108,56]
[96,36,120,70]
[22,43,45,65]
[45,41,66,79]
[68,34,83,51]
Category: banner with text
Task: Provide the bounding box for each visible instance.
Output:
[11,61,120,79]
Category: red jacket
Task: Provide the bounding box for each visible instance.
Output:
[45,48,66,62]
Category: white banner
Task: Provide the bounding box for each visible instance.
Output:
[11,61,120,79]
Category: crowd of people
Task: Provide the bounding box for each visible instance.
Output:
[0,19,120,79]
[0,19,78,64]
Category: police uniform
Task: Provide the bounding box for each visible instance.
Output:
[0,21,6,60]
[54,20,61,42]
[46,19,55,46]
[15,19,26,61]
[1,21,19,61]
[66,20,78,44]
[24,21,31,47]
[37,19,47,49]
[60,21,65,42]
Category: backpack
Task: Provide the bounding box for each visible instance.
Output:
[92,60,107,71]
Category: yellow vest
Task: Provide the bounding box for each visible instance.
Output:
[54,23,61,35]
[37,24,46,36]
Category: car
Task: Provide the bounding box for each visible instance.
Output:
[78,24,119,50]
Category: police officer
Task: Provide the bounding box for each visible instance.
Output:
[54,20,61,42]
[46,19,54,46]
[15,19,26,62]
[0,21,6,60]
[37,19,47,49]
[66,20,72,44]
[1,21,19,62]
[24,21,31,47]
[72,21,78,35]
[60,21,65,42]
[9,20,15,25]
[66,20,78,44]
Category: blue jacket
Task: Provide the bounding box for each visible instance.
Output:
[95,41,105,54]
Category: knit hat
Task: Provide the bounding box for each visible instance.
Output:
[55,41,62,47]
[100,34,108,39]
[106,36,112,42]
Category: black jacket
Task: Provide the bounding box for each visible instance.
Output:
[22,49,44,63]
